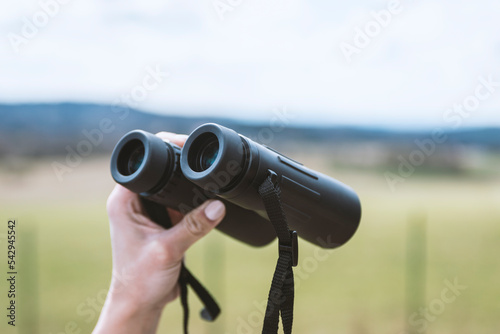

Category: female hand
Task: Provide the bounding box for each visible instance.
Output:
[93,132,226,334]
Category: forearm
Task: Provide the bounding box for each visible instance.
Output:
[93,295,163,334]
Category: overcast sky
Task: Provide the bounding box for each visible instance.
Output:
[1,0,499,128]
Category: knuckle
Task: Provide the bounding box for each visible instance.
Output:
[106,192,120,218]
[184,212,207,237]
[106,187,142,221]
[150,240,177,263]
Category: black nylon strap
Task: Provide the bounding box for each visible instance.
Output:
[140,198,220,334]
[182,265,221,321]
[258,171,297,334]
[179,267,190,333]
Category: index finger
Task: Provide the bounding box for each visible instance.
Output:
[155,132,188,148]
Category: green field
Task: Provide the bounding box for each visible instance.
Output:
[1,156,499,334]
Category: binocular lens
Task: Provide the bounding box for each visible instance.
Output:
[128,145,145,175]
[117,139,145,176]
[200,140,219,170]
[188,134,220,172]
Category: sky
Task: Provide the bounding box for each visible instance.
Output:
[1,0,500,128]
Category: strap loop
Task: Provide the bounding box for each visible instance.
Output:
[279,231,298,267]
[259,171,298,334]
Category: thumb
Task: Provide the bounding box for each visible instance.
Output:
[163,200,226,258]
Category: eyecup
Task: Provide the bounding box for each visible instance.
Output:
[181,123,245,193]
[110,130,171,194]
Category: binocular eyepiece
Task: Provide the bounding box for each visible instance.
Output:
[111,123,361,249]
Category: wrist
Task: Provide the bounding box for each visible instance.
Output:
[93,291,164,334]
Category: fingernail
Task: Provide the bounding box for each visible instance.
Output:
[205,200,225,221]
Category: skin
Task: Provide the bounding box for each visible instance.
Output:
[93,132,226,334]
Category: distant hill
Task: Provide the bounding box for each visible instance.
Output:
[0,103,499,157]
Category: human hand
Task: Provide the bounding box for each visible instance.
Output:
[93,132,226,334]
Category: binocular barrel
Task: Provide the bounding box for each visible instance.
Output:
[181,124,361,248]
[110,130,277,247]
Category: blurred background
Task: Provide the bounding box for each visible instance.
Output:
[1,0,499,333]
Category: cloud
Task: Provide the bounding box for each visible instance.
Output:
[0,0,499,127]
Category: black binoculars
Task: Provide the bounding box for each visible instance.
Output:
[110,123,361,248]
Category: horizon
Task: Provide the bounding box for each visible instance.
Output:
[2,101,500,131]
[2,101,500,133]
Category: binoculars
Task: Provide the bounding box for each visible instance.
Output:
[110,123,361,248]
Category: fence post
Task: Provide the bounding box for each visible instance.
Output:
[19,224,39,334]
[406,211,427,334]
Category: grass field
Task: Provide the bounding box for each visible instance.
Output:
[1,154,499,334]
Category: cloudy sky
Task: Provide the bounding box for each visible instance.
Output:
[1,0,499,128]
